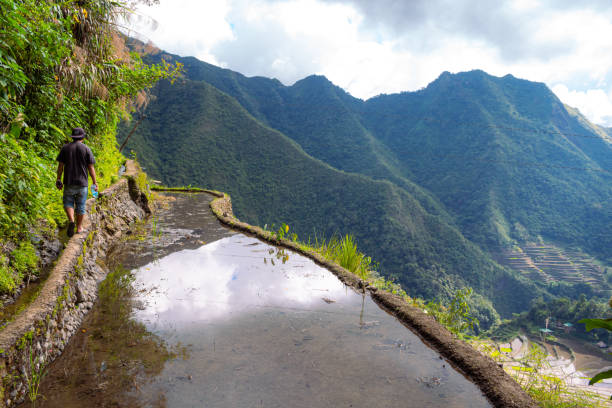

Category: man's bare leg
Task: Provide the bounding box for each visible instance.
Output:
[64,206,75,223]
[64,206,76,237]
[76,214,85,233]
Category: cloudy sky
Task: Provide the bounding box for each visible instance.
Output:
[127,0,612,126]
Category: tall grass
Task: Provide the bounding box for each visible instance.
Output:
[313,234,374,280]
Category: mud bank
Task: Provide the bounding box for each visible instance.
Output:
[0,161,149,407]
[198,190,537,408]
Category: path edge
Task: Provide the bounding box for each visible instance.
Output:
[0,160,150,407]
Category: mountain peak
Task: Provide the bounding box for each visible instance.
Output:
[293,74,333,87]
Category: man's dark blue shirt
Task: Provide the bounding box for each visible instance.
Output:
[56,141,95,187]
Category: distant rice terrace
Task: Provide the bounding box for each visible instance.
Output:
[498,244,610,294]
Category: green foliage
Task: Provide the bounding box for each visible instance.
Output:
[580,318,612,332]
[580,309,612,390]
[588,369,612,387]
[425,287,479,336]
[11,241,38,278]
[26,345,47,404]
[0,0,177,294]
[490,296,612,342]
[134,170,152,201]
[511,344,604,407]
[0,241,38,294]
[0,255,16,293]
[472,339,608,407]
[117,66,543,323]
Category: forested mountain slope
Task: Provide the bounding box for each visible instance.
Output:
[118,76,541,322]
[137,49,452,222]
[119,42,612,321]
[360,71,612,260]
[134,46,612,265]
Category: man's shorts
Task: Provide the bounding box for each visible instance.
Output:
[63,185,88,215]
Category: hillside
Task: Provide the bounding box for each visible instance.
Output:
[360,71,612,261]
[118,77,542,322]
[135,48,612,268]
[135,49,452,222]
[118,43,612,321]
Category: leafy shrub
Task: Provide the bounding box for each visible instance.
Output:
[0,256,16,294]
[426,287,479,336]
[11,241,38,278]
[0,0,179,293]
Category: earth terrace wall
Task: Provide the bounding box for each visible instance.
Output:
[0,161,149,407]
[200,190,538,408]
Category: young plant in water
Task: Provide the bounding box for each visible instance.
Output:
[264,223,293,242]
[150,215,161,239]
[26,346,47,405]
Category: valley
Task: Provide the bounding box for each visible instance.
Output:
[119,41,612,326]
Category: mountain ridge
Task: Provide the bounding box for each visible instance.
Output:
[119,71,544,324]
[119,40,612,322]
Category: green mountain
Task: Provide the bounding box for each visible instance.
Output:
[359,72,612,261]
[137,50,612,266]
[118,73,544,325]
[149,54,450,221]
[118,43,612,323]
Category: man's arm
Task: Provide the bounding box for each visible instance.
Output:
[56,162,64,189]
[88,164,98,189]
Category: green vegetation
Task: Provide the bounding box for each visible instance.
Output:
[0,256,16,293]
[26,345,46,405]
[490,295,612,343]
[0,0,179,294]
[473,340,608,407]
[514,346,594,407]
[120,50,612,323]
[311,234,375,280]
[580,301,612,391]
[0,242,38,294]
[11,242,38,278]
[426,287,479,336]
[117,64,542,324]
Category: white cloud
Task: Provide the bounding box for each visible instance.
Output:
[552,85,612,127]
[128,0,234,65]
[127,0,612,125]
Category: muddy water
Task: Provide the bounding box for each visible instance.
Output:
[24,193,490,407]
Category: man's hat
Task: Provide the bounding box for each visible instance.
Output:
[71,127,86,139]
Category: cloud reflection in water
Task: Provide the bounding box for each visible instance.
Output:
[133,234,352,327]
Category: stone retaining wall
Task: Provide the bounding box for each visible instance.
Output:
[0,161,149,407]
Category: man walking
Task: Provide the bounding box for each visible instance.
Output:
[55,127,98,237]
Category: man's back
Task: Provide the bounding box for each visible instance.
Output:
[56,141,95,187]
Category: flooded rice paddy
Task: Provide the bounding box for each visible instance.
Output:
[23,193,490,407]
